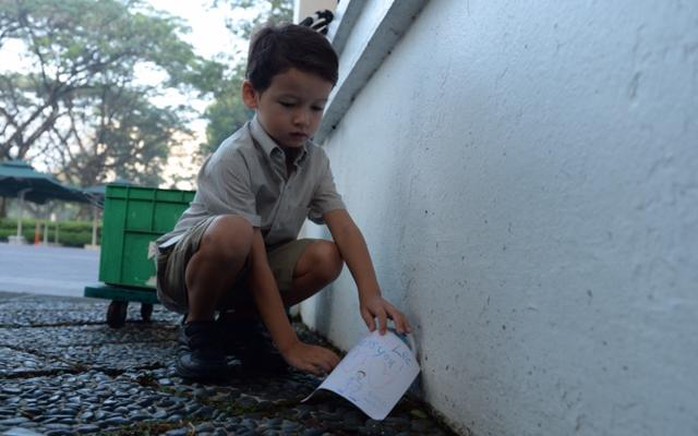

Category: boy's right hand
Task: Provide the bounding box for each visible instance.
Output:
[280,341,340,376]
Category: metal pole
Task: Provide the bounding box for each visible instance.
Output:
[92,205,98,246]
[16,189,29,238]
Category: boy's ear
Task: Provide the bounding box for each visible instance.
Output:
[242,80,259,109]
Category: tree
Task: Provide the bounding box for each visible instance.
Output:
[214,0,293,40]
[0,0,222,187]
[200,64,251,155]
[201,0,292,153]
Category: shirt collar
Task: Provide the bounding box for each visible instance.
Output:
[249,115,309,165]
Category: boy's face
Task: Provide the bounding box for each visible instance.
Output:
[243,68,333,149]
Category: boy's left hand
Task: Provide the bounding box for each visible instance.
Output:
[360,295,412,335]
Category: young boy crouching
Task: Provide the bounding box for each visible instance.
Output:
[155,23,411,380]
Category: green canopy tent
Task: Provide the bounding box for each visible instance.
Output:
[82,178,135,207]
[0,160,90,243]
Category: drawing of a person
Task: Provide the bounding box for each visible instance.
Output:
[343,369,367,401]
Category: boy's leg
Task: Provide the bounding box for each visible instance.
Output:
[157,214,254,316]
[185,215,253,322]
[222,238,343,318]
[280,239,344,306]
[218,239,343,373]
[157,214,253,380]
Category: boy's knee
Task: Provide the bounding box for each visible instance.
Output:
[310,240,343,282]
[200,215,253,262]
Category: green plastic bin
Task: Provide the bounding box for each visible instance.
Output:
[99,185,195,289]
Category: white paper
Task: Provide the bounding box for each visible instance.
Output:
[303,330,420,420]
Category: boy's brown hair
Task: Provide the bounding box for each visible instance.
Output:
[246,24,338,92]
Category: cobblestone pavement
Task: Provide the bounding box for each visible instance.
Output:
[0,291,456,435]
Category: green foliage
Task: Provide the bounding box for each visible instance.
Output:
[215,0,294,39]
[55,227,96,247]
[202,65,253,154]
[0,217,98,247]
[203,93,253,154]
[200,0,293,154]
[220,0,293,39]
[0,0,298,182]
[0,0,221,188]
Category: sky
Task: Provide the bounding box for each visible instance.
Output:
[144,0,236,189]
[145,0,244,58]
[143,0,261,189]
[0,1,241,75]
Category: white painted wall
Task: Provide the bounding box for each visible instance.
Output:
[300,1,698,435]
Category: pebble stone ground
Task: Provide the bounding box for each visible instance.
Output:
[0,291,457,435]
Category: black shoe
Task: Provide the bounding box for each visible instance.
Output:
[176,315,188,348]
[219,319,289,374]
[176,321,229,380]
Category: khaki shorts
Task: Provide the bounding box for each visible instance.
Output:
[156,215,317,314]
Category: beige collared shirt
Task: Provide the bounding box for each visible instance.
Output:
[157,116,345,248]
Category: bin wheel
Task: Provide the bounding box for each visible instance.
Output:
[107,301,128,328]
[141,303,153,322]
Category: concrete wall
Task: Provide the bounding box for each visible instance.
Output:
[300,1,698,435]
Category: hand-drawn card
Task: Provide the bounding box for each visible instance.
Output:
[303,330,420,420]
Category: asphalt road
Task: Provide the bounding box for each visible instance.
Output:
[0,242,99,298]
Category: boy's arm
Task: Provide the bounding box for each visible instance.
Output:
[248,229,339,375]
[323,209,412,335]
